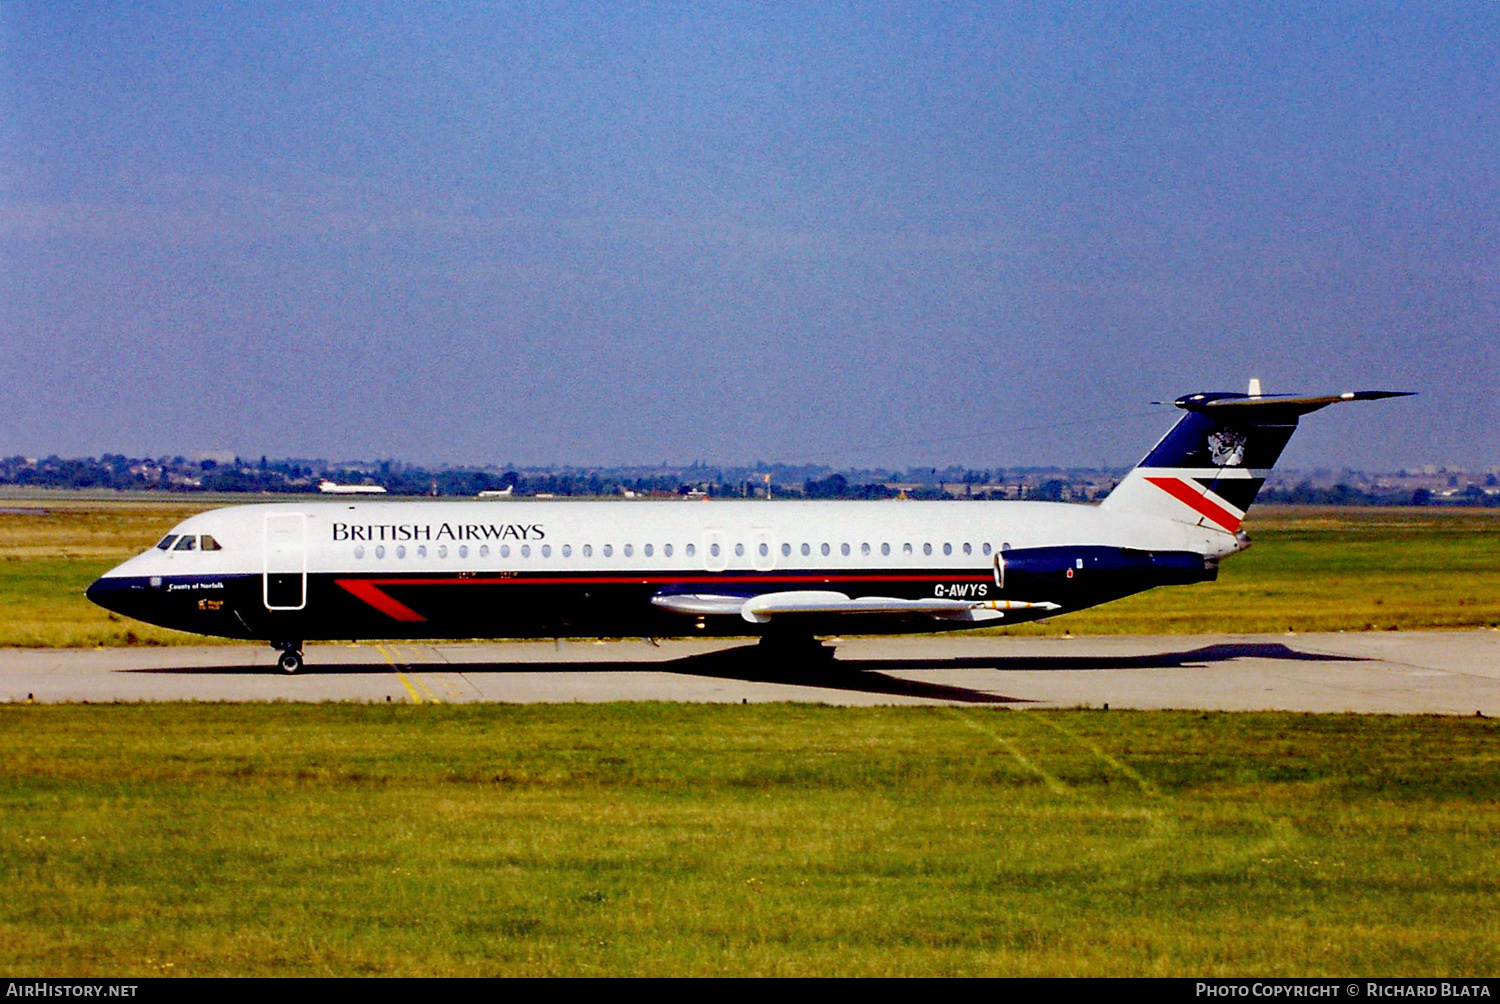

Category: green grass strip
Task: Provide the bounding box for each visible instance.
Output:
[2,703,1496,976]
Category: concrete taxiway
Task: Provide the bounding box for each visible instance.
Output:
[2,630,1498,713]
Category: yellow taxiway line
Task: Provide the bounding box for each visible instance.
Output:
[374,642,439,703]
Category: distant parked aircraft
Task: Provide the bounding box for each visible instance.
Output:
[317,479,387,495]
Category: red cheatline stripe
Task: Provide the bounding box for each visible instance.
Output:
[335,579,427,622]
[334,572,995,623]
[1144,477,1242,531]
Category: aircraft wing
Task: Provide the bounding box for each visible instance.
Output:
[651,590,1059,625]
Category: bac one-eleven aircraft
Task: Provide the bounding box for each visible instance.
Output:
[88,386,1409,672]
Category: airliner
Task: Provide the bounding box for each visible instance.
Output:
[87,386,1410,672]
[317,479,387,494]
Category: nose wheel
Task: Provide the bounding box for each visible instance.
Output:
[273,642,304,674]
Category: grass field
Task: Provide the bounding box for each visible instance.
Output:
[2,703,1495,977]
[0,498,1496,646]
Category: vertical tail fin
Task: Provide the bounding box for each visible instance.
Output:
[1101,388,1413,532]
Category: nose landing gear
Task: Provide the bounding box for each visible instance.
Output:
[273,641,304,674]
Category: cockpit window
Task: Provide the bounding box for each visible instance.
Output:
[156,535,179,550]
[200,535,222,551]
[173,536,197,551]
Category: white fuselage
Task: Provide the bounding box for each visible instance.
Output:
[86,497,1233,649]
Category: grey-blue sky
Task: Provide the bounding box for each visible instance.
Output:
[1,3,1493,470]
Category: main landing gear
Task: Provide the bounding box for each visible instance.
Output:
[756,630,837,664]
[273,641,304,674]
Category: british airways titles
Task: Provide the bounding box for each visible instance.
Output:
[332,522,545,543]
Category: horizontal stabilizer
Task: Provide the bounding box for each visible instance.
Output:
[1179,390,1414,418]
[653,590,1059,624]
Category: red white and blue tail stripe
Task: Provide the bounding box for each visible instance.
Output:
[1136,469,1262,532]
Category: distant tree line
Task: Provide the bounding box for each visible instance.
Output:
[0,455,316,493]
[3,453,1494,506]
[1257,481,1499,507]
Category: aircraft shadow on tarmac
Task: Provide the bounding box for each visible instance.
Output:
[126,641,1370,707]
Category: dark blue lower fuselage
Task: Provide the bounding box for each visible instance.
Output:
[86,545,1215,642]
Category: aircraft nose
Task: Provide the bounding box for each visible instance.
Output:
[85,575,137,617]
[85,576,117,612]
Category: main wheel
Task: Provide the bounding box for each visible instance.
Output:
[756,632,836,662]
[278,650,303,674]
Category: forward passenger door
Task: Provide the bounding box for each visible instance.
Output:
[263,513,307,611]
